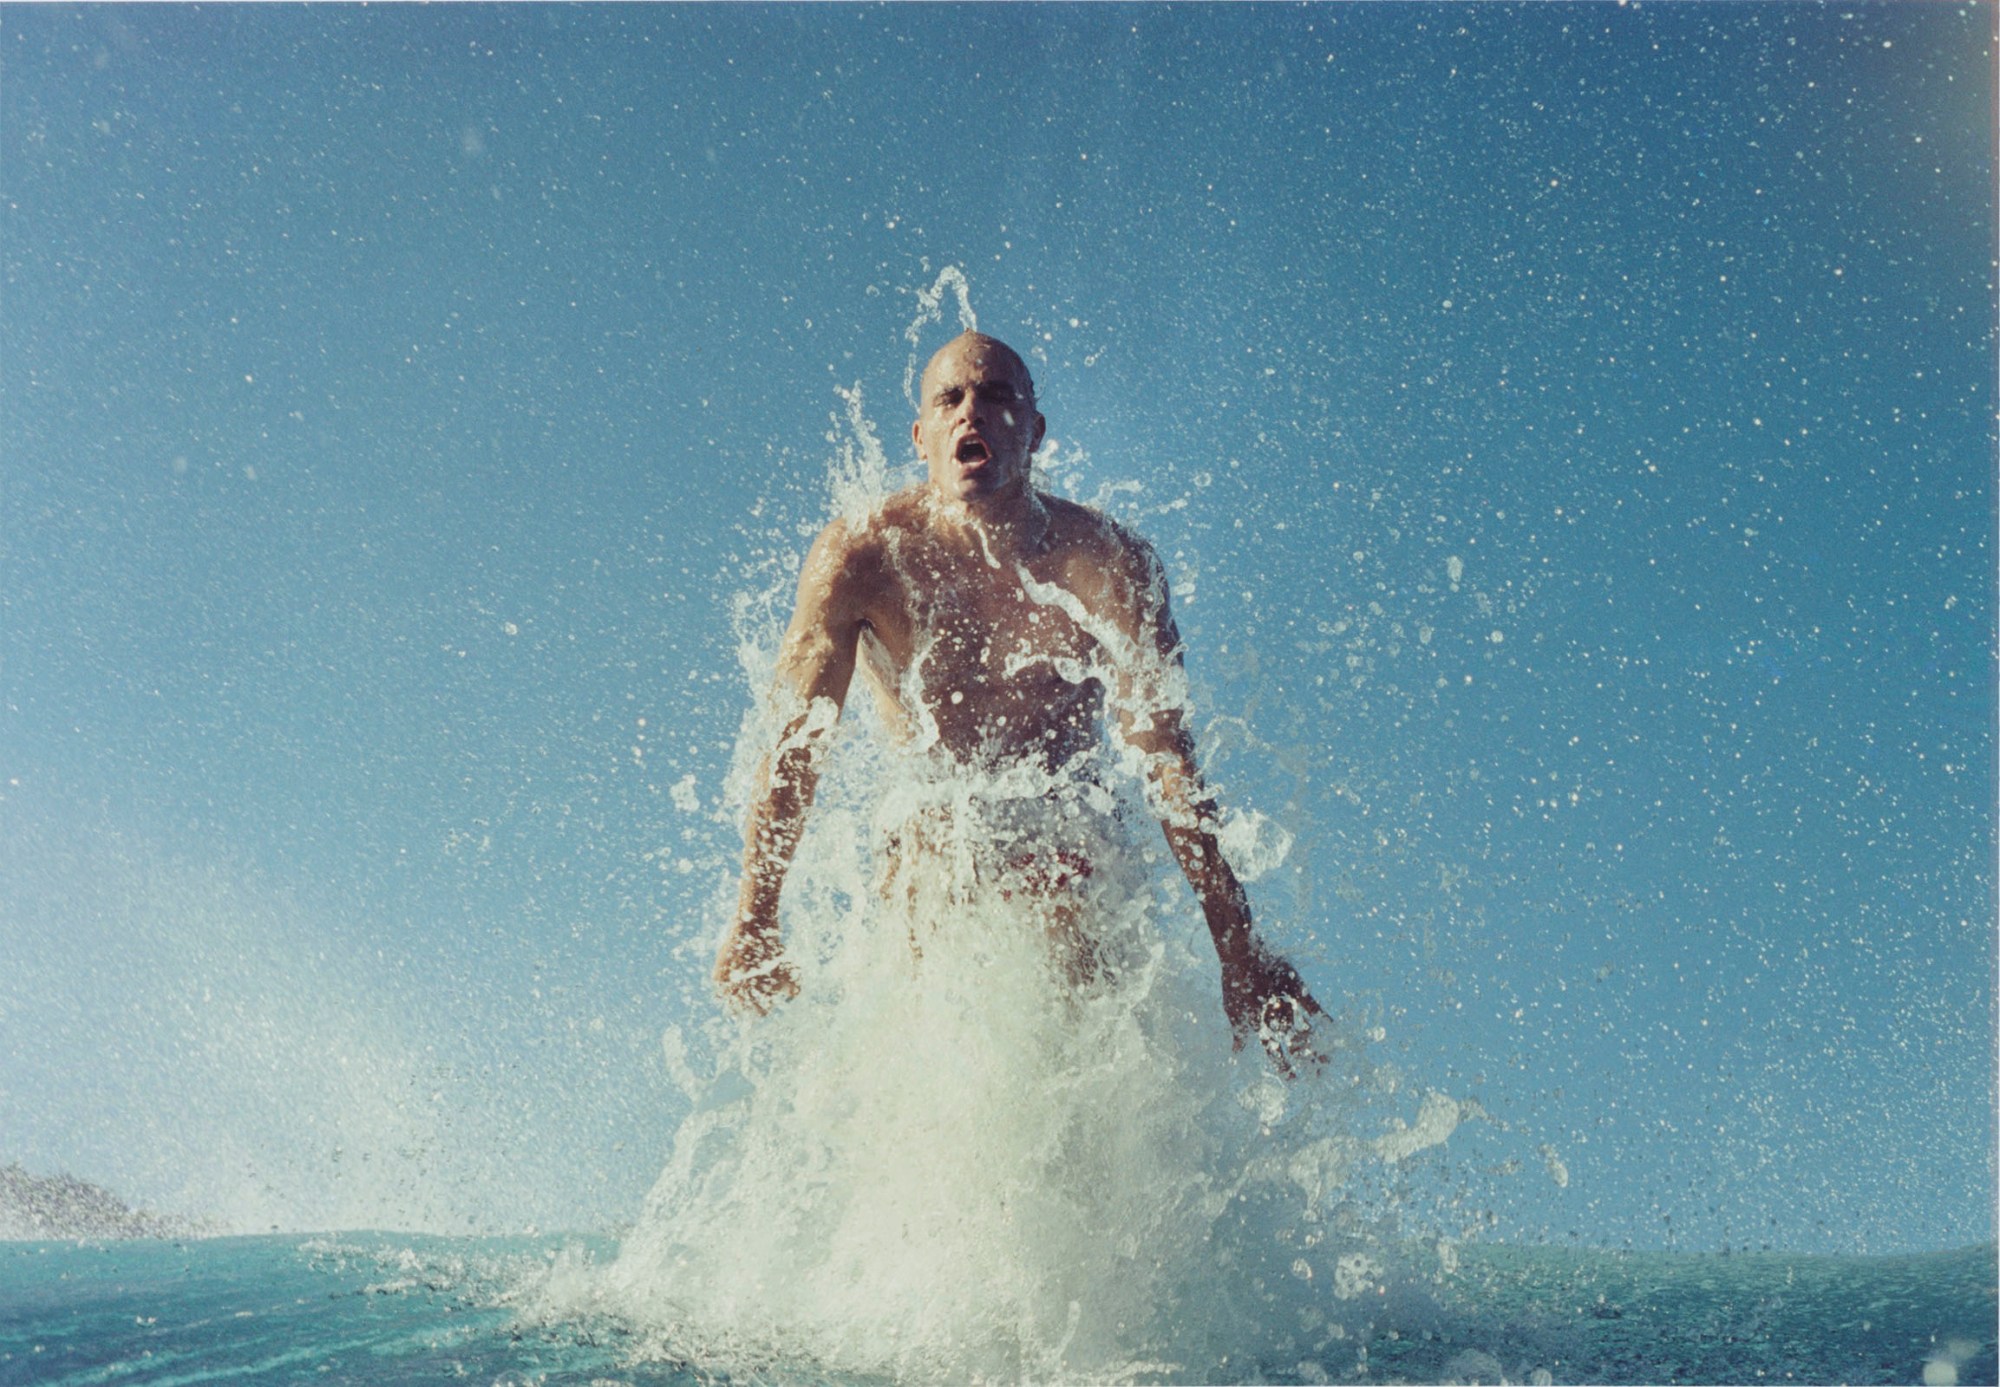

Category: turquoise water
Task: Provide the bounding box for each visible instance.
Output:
[3,1235,1992,1385]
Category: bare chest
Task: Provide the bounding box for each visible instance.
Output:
[857,544,1106,753]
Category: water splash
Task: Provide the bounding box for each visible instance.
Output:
[545,273,1489,1381]
[901,263,978,410]
[584,745,1431,1381]
[828,380,897,525]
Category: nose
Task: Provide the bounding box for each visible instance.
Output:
[965,396,1019,437]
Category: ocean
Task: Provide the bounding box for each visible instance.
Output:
[4,1234,1992,1385]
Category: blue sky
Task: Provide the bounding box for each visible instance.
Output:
[2,3,1991,1251]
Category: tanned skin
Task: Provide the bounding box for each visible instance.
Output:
[713,332,1324,1075]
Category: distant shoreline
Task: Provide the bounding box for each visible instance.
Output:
[0,1163,210,1241]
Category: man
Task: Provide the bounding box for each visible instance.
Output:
[713,331,1323,1074]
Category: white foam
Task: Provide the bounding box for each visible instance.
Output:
[578,755,1417,1380]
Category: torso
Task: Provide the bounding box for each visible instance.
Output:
[846,488,1130,773]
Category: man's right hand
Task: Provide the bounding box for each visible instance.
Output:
[714,917,800,1015]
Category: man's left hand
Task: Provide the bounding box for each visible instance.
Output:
[1222,943,1327,1079]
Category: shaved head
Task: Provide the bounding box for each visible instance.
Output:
[920,332,1036,410]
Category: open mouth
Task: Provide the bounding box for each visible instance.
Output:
[954,434,990,465]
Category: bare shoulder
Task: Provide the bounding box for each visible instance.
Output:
[808,483,932,566]
[1041,492,1165,593]
[801,514,869,579]
[797,505,901,621]
[873,483,932,540]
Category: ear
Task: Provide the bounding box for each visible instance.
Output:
[1029,411,1047,455]
[911,418,925,457]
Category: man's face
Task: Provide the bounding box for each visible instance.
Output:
[913,336,1046,505]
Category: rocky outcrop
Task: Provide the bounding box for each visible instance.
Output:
[0,1164,207,1240]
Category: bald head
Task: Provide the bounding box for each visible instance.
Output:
[919,332,1036,411]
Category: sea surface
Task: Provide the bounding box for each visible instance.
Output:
[2,1234,1992,1386]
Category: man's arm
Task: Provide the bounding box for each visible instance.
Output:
[713,521,868,1015]
[1099,533,1325,1076]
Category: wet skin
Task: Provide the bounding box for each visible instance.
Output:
[714,332,1324,1074]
